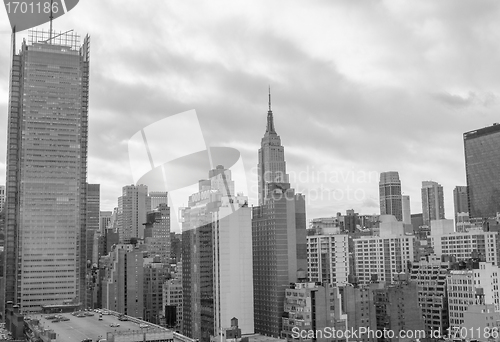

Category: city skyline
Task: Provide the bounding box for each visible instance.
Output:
[1,1,500,224]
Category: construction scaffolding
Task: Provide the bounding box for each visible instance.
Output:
[28,28,81,50]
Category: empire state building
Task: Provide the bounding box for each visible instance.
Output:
[257,90,289,205]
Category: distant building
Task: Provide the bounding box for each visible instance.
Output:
[410,255,452,335]
[430,228,499,265]
[353,216,414,285]
[372,274,425,342]
[252,183,307,338]
[447,261,500,327]
[379,172,403,221]
[464,123,500,219]
[307,232,349,286]
[453,186,469,225]
[340,283,380,342]
[402,195,411,225]
[164,278,183,332]
[257,90,289,206]
[0,185,5,212]
[411,213,425,238]
[86,184,100,309]
[144,203,171,263]
[421,181,445,226]
[149,191,169,211]
[117,185,151,240]
[100,211,113,233]
[461,304,500,334]
[101,244,145,317]
[182,166,254,341]
[281,282,347,342]
[143,260,170,325]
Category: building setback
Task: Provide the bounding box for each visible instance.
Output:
[3,29,90,311]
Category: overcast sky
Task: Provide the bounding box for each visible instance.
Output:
[1,0,500,230]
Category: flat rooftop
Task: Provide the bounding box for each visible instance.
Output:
[27,312,170,342]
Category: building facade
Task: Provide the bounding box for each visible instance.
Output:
[447,261,500,327]
[307,233,349,286]
[353,234,414,285]
[3,30,90,311]
[464,124,500,219]
[410,255,451,335]
[430,228,499,265]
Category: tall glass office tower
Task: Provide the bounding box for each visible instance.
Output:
[464,124,500,219]
[3,29,90,312]
[379,171,403,221]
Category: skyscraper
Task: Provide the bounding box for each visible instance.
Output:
[379,171,403,221]
[252,100,307,337]
[3,29,90,311]
[464,124,500,219]
[257,90,288,205]
[117,184,151,241]
[421,181,445,226]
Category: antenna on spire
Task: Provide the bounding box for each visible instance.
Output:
[49,0,53,44]
[268,85,271,111]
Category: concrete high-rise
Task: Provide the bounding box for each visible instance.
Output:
[379,172,403,221]
[3,29,90,311]
[257,90,289,205]
[421,181,445,226]
[117,184,151,240]
[307,233,349,286]
[182,166,254,341]
[464,124,500,219]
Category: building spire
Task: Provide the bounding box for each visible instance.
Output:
[268,85,271,111]
[266,86,275,134]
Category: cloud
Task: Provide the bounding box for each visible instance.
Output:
[1,0,500,222]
